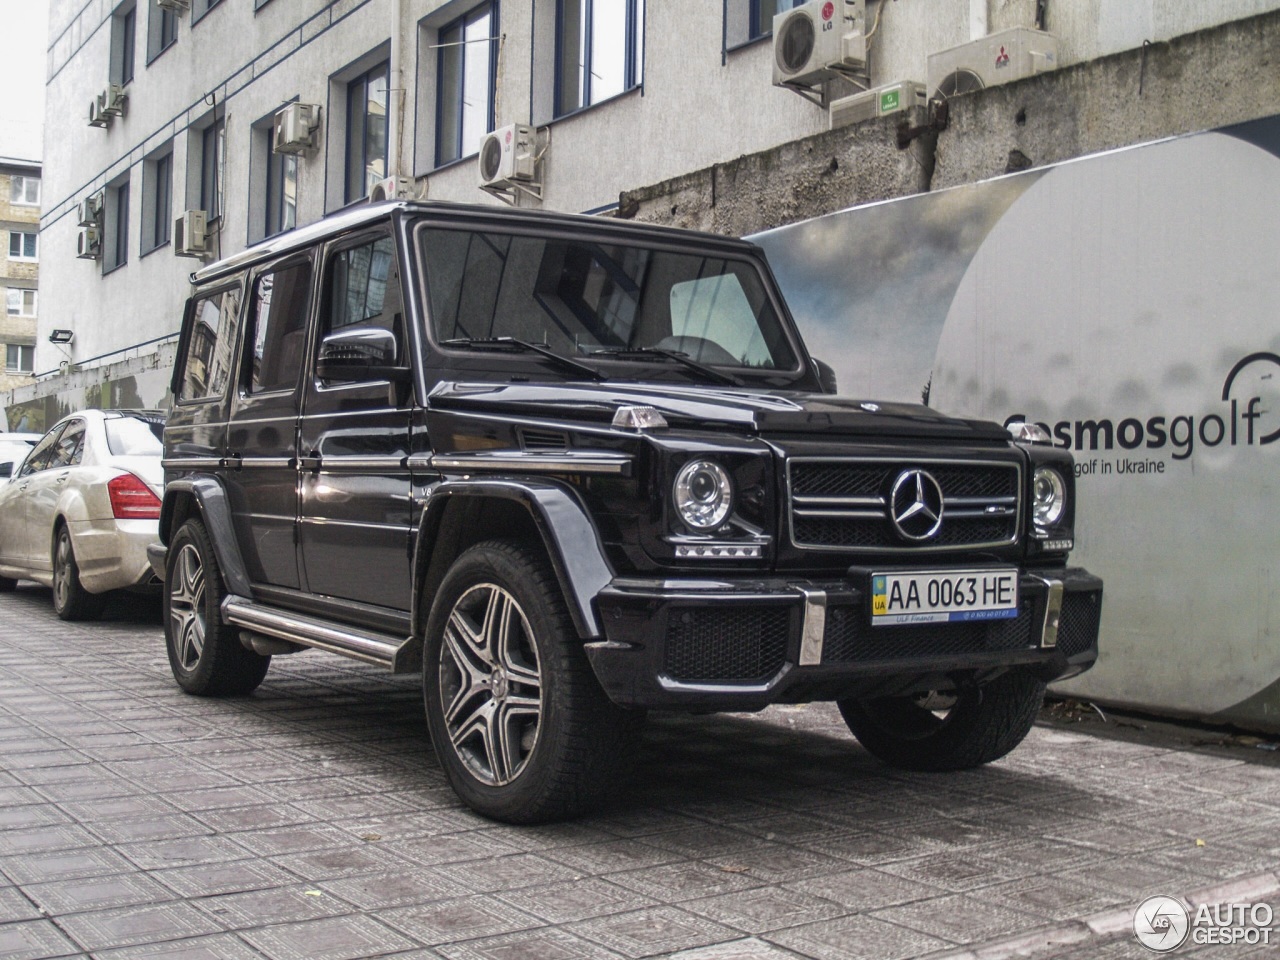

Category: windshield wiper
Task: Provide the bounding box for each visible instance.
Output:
[440,337,605,382]
[589,347,743,387]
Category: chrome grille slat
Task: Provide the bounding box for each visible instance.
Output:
[787,457,1022,553]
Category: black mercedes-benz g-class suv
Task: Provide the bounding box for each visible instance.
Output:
[152,201,1101,822]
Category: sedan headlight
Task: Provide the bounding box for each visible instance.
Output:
[673,459,733,530]
[1032,466,1067,527]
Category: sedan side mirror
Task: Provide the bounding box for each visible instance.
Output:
[316,327,412,384]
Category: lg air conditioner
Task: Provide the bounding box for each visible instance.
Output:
[478,123,538,190]
[174,210,209,258]
[273,102,320,155]
[773,0,868,90]
[157,0,189,12]
[100,84,127,119]
[927,27,1059,100]
[77,194,104,226]
[76,225,102,260]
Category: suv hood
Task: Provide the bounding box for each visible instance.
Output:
[428,382,1010,442]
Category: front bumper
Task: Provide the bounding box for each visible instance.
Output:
[587,567,1102,710]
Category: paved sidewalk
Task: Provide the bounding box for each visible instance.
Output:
[1,584,1278,960]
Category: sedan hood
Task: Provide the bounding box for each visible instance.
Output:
[428,381,1010,443]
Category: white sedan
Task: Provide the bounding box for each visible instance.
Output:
[0,410,165,620]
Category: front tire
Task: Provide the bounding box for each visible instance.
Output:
[423,540,639,823]
[839,670,1046,772]
[164,518,269,696]
[52,525,107,621]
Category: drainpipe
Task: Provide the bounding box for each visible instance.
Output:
[969,0,987,40]
[388,0,409,180]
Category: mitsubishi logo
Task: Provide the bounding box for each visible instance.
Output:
[890,469,944,541]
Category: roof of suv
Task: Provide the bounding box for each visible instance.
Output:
[191,200,760,286]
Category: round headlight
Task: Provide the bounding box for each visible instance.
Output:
[674,459,733,530]
[1032,467,1067,527]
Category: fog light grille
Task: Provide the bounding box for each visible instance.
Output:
[664,607,790,682]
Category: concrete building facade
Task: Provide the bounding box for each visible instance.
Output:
[0,158,41,394]
[15,0,1280,410]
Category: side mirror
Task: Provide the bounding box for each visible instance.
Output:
[316,327,411,384]
[812,358,838,395]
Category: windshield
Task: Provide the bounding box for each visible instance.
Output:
[417,227,798,371]
[105,416,164,457]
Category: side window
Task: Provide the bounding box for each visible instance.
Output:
[249,259,313,393]
[178,283,244,402]
[51,420,86,467]
[19,426,65,478]
[324,235,400,341]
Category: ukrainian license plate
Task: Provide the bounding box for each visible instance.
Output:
[870,568,1019,626]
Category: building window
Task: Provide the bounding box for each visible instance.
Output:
[728,0,800,46]
[8,232,38,261]
[147,0,177,62]
[555,0,643,117]
[105,180,130,272]
[345,61,389,204]
[265,133,298,239]
[192,0,223,24]
[201,117,225,220]
[111,2,137,85]
[5,344,35,374]
[143,150,172,253]
[9,176,40,206]
[436,4,496,166]
[6,289,37,316]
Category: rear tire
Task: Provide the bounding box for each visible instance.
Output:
[52,525,107,621]
[164,518,269,696]
[423,540,640,823]
[839,670,1046,771]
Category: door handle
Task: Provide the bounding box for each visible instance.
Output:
[55,473,69,484]
[298,454,322,472]
[220,454,243,470]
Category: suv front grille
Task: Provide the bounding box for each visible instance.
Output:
[663,607,791,683]
[787,458,1021,553]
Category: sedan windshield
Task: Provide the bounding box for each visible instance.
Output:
[417,227,798,372]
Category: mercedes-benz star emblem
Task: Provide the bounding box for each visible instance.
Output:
[890,469,944,541]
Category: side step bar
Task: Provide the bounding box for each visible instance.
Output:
[222,596,418,673]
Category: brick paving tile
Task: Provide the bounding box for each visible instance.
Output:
[433,927,624,960]
[765,913,951,960]
[0,918,83,960]
[318,870,461,911]
[870,891,1045,943]
[53,901,226,952]
[569,905,740,958]
[606,860,764,902]
[92,934,268,960]
[784,866,947,912]
[194,884,356,929]
[22,872,176,915]
[432,853,582,894]
[495,877,657,924]
[238,915,418,960]
[681,885,847,933]
[0,885,43,924]
[151,859,300,899]
[380,894,540,943]
[113,835,253,871]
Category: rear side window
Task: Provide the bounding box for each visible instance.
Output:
[51,419,86,467]
[178,284,244,402]
[106,416,164,456]
[249,259,312,394]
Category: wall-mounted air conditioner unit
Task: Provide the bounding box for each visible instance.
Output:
[478,123,542,204]
[174,210,209,258]
[88,94,111,128]
[927,27,1059,100]
[100,84,127,119]
[157,0,189,12]
[773,0,868,90]
[368,176,416,202]
[829,80,927,130]
[76,225,102,260]
[77,194,104,226]
[273,102,320,155]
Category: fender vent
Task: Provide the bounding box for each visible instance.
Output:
[520,429,568,451]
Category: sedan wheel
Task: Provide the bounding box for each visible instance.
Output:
[52,526,106,621]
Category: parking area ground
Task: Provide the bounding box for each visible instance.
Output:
[1,585,1278,959]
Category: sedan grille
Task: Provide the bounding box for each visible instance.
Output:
[787,458,1021,553]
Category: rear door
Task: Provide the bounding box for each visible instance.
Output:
[225,254,314,589]
[296,227,414,613]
